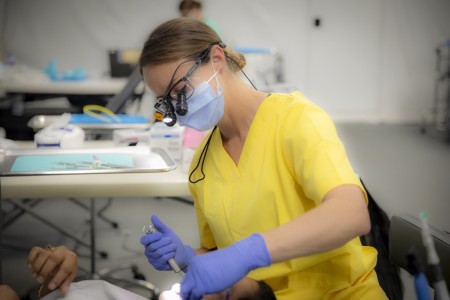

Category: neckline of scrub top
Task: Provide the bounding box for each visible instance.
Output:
[214,93,275,176]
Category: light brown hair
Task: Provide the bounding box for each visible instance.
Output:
[139,18,245,74]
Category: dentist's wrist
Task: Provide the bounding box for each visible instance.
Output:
[181,245,197,270]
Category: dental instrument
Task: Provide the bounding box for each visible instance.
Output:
[420,212,450,300]
[143,224,185,278]
[407,250,431,300]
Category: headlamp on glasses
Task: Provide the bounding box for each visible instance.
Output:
[154,97,177,126]
[153,42,226,127]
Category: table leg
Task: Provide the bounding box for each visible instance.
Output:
[5,199,92,249]
[90,198,96,277]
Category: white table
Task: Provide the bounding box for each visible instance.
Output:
[1,167,189,199]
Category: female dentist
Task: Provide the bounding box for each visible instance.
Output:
[139,17,388,300]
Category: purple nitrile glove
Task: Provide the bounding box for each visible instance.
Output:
[140,215,196,271]
[180,233,271,300]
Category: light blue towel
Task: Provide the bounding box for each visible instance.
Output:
[11,153,134,172]
[70,114,148,124]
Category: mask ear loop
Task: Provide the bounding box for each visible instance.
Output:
[204,68,220,97]
[207,59,220,85]
[205,69,219,85]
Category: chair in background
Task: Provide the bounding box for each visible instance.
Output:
[389,214,450,298]
[105,67,143,115]
[359,179,404,300]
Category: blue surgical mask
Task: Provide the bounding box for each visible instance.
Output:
[177,68,224,131]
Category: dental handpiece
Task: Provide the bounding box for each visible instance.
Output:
[143,224,185,278]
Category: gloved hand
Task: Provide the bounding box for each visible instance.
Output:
[140,215,196,271]
[180,233,271,300]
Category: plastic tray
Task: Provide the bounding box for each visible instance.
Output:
[28,115,151,131]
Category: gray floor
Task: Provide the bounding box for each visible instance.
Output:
[1,123,449,298]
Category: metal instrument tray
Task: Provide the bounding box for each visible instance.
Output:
[0,147,176,176]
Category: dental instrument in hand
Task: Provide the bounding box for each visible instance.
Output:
[143,224,185,278]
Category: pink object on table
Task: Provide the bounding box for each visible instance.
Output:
[183,127,206,149]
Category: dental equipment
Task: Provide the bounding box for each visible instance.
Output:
[407,250,431,300]
[420,212,450,300]
[143,224,185,278]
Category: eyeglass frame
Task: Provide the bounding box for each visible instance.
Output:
[153,42,226,124]
[163,59,202,104]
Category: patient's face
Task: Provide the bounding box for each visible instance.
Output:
[159,278,260,300]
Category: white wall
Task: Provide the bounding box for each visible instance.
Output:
[2,0,450,123]
[305,0,383,123]
[0,0,6,59]
[3,0,179,77]
[379,0,450,123]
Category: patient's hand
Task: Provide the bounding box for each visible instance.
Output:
[27,245,78,296]
[0,285,20,300]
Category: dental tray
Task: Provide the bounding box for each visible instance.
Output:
[0,147,176,176]
[28,115,151,130]
[70,114,148,124]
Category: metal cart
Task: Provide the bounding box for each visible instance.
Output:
[421,39,450,142]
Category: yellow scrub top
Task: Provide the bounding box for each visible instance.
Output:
[188,92,387,299]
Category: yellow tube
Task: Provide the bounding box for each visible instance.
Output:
[83,105,121,123]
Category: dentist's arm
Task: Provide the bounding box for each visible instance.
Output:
[263,184,370,263]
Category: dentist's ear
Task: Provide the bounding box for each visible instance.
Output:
[209,45,226,72]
